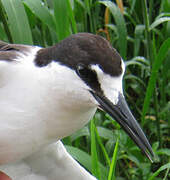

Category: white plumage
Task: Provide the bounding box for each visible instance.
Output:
[0,33,153,179]
[0,47,98,179]
[0,141,96,180]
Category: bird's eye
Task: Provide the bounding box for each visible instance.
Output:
[76,63,89,79]
[76,63,101,92]
[76,63,98,84]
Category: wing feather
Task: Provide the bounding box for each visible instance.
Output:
[0,40,36,62]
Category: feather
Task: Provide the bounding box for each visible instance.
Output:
[0,40,36,62]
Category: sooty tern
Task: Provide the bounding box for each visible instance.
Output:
[0,33,153,180]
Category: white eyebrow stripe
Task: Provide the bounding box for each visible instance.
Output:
[90,63,124,105]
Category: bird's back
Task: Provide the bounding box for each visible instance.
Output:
[0,41,48,164]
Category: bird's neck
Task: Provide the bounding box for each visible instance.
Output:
[0,58,97,165]
[38,61,97,140]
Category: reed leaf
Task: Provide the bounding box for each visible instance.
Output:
[148,162,170,180]
[150,17,170,31]
[1,0,33,44]
[65,145,108,180]
[142,38,170,125]
[99,1,127,59]
[91,118,101,179]
[24,0,56,32]
[54,0,72,41]
[108,137,119,180]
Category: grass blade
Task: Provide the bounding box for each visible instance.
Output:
[24,0,56,32]
[95,126,111,166]
[134,25,145,56]
[54,0,72,41]
[70,126,90,142]
[108,137,119,180]
[1,0,33,44]
[142,38,170,125]
[99,1,127,59]
[67,0,77,34]
[91,118,101,179]
[0,22,7,41]
[65,145,108,180]
[150,17,170,31]
[148,162,170,180]
[0,0,12,42]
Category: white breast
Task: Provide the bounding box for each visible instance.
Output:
[0,50,97,165]
[0,141,97,180]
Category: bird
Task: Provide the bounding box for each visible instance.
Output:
[0,33,153,180]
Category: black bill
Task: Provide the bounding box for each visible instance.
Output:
[90,91,154,162]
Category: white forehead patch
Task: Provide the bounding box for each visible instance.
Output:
[91,59,125,105]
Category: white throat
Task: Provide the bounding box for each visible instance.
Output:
[0,55,97,164]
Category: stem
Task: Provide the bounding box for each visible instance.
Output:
[91,118,100,179]
[95,126,111,166]
[149,0,153,23]
[108,136,119,180]
[85,0,94,33]
[141,0,154,125]
[142,0,152,63]
[154,87,161,148]
[163,167,170,180]
[152,33,162,148]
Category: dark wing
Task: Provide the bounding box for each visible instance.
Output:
[0,40,36,62]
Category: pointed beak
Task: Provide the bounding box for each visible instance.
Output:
[90,91,154,161]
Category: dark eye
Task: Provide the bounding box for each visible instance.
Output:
[76,63,89,79]
[76,63,102,92]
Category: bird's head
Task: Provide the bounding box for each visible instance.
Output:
[35,33,153,161]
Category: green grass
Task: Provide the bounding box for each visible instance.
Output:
[0,0,170,179]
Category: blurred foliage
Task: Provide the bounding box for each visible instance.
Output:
[0,0,169,179]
